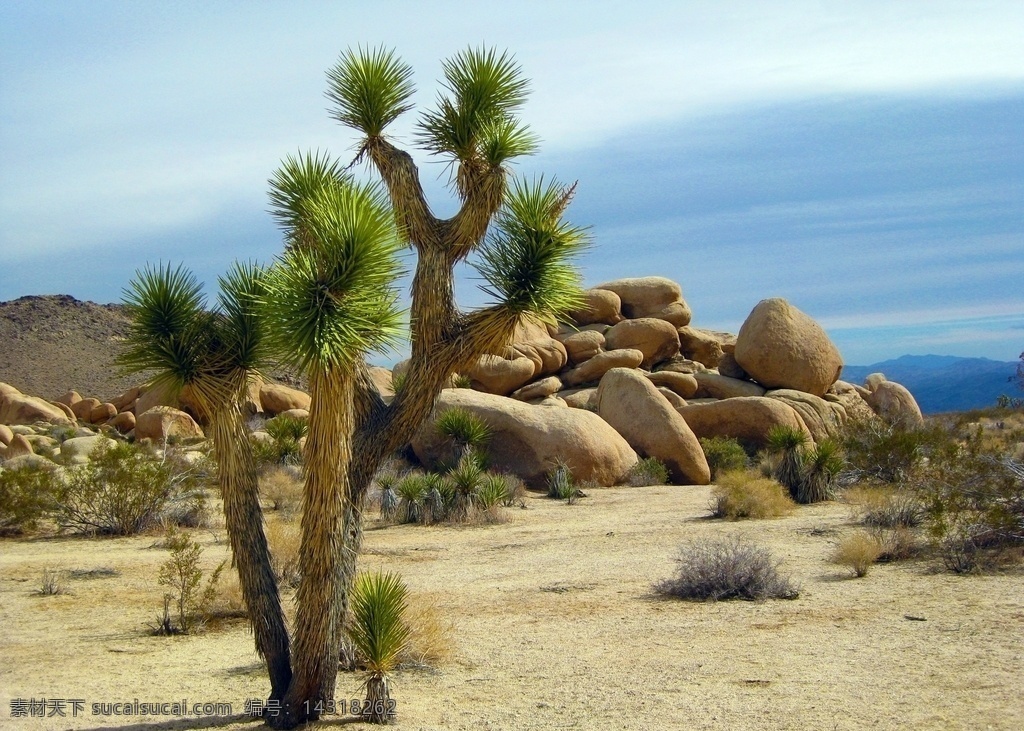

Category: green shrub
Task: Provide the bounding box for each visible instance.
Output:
[435,407,491,469]
[54,442,202,535]
[264,414,308,442]
[626,457,669,486]
[711,470,795,520]
[254,416,306,468]
[395,473,428,524]
[655,537,799,601]
[841,418,945,484]
[154,528,224,634]
[0,465,55,536]
[700,436,749,481]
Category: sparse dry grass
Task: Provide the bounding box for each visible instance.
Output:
[832,531,883,577]
[399,592,455,669]
[259,466,303,517]
[266,518,301,589]
[711,470,795,520]
[845,484,923,528]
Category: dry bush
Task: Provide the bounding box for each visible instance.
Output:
[870,526,922,563]
[260,466,303,517]
[655,536,799,601]
[37,568,70,596]
[626,457,670,486]
[846,484,924,528]
[711,470,795,520]
[207,571,248,621]
[831,531,883,577]
[266,519,301,589]
[399,593,455,669]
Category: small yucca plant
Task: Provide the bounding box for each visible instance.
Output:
[395,474,428,524]
[422,473,449,525]
[376,470,400,522]
[766,425,808,498]
[446,451,486,522]
[546,459,578,503]
[349,570,410,724]
[436,407,491,468]
[799,438,843,504]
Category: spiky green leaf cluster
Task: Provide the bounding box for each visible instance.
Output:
[118,262,269,410]
[326,46,415,138]
[418,47,537,179]
[264,157,405,372]
[475,177,589,323]
[349,570,411,675]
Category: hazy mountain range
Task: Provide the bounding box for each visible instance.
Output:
[842,354,1021,414]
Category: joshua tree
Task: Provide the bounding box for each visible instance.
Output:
[262,46,586,727]
[119,263,292,702]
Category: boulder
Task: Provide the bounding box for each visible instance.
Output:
[658,388,688,410]
[61,435,117,465]
[595,368,710,485]
[366,366,395,400]
[825,381,878,424]
[558,330,605,366]
[865,373,888,391]
[110,386,143,413]
[49,401,76,420]
[559,387,598,410]
[594,276,692,326]
[260,383,312,416]
[510,338,568,377]
[512,316,552,343]
[0,424,13,446]
[677,327,727,368]
[716,352,748,380]
[563,349,644,387]
[89,402,118,424]
[734,298,843,397]
[468,354,537,396]
[0,433,35,462]
[604,318,681,368]
[58,391,83,407]
[277,408,310,421]
[0,384,74,426]
[412,389,638,488]
[134,382,205,421]
[645,371,699,399]
[766,389,847,442]
[107,411,136,434]
[677,396,812,450]
[512,376,563,402]
[693,372,766,399]
[134,406,205,442]
[71,397,102,421]
[863,379,924,427]
[567,288,624,326]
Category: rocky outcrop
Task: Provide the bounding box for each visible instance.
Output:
[260,383,312,417]
[596,368,710,484]
[563,349,644,387]
[512,376,563,402]
[693,372,766,400]
[509,338,568,377]
[766,389,847,442]
[645,371,699,399]
[0,383,73,426]
[412,389,638,489]
[558,330,605,366]
[862,376,925,427]
[677,327,726,368]
[61,435,117,465]
[468,355,537,396]
[567,289,624,326]
[734,298,843,397]
[0,433,35,462]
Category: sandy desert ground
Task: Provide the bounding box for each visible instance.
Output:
[2,483,1022,731]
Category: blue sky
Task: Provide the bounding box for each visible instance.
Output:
[1,1,1022,366]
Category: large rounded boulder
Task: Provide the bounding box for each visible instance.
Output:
[0,383,73,426]
[260,383,312,417]
[411,389,638,489]
[594,277,692,326]
[734,298,843,397]
[135,406,205,442]
[596,368,710,485]
[863,377,924,427]
[467,354,537,396]
[567,289,624,326]
[676,396,812,450]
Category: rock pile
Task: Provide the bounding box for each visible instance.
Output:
[2,275,924,487]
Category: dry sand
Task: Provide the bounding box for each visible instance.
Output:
[2,484,1022,730]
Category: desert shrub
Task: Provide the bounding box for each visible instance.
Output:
[798,438,843,504]
[445,452,485,522]
[54,441,202,535]
[266,520,301,589]
[253,416,306,468]
[700,437,749,480]
[264,414,308,442]
[841,418,945,484]
[831,531,883,577]
[452,373,473,389]
[711,470,795,520]
[655,536,799,601]
[155,528,224,634]
[38,568,70,596]
[626,457,669,486]
[395,473,428,524]
[847,485,924,528]
[0,465,56,536]
[399,593,454,669]
[766,426,807,498]
[869,526,922,563]
[260,465,303,516]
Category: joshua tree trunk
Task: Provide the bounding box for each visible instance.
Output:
[209,402,292,702]
[271,366,354,728]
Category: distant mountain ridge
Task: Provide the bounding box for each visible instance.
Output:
[842,354,1021,414]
